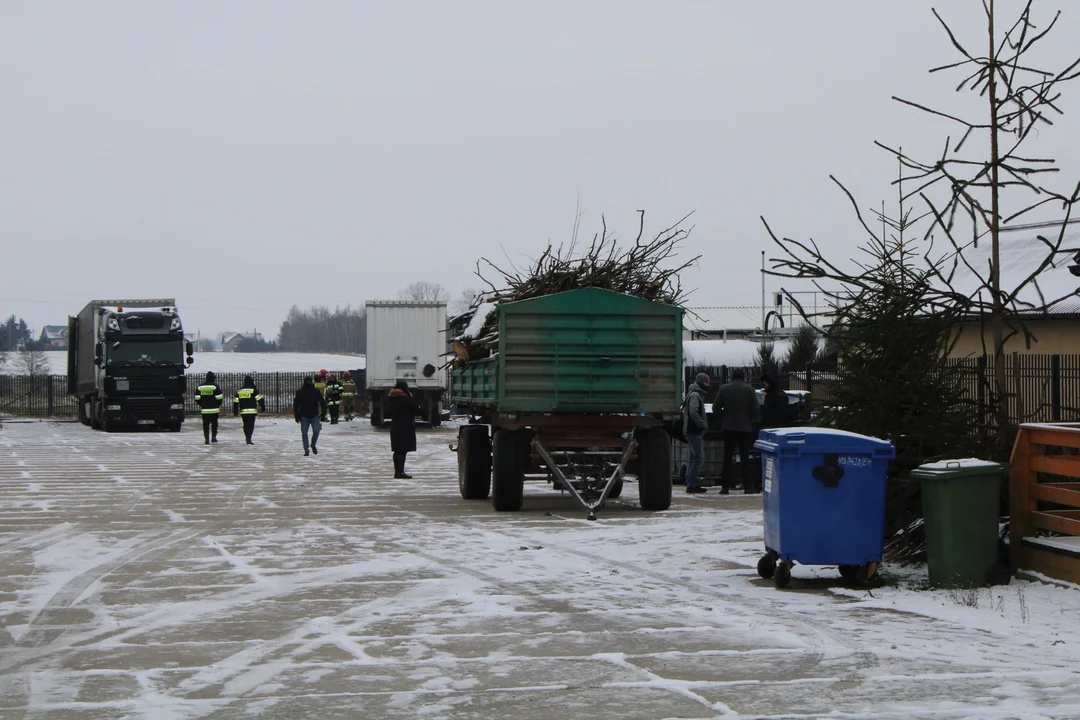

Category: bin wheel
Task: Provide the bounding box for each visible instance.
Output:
[855,562,878,585]
[838,564,859,582]
[757,554,777,580]
[774,561,792,589]
[608,478,624,499]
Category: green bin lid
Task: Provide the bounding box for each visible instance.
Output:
[910,458,1006,480]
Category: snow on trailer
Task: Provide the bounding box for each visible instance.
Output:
[449,288,684,520]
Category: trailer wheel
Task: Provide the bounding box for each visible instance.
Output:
[636,427,672,511]
[492,429,524,511]
[458,425,491,500]
[429,400,442,427]
[608,478,624,499]
[90,399,103,430]
[370,402,382,427]
[78,400,88,426]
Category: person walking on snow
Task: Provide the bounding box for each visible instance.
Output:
[233,375,266,445]
[713,368,761,494]
[294,376,327,457]
[682,373,710,494]
[195,371,223,445]
[325,374,343,424]
[388,379,418,479]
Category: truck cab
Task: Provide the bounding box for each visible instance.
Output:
[68,300,194,431]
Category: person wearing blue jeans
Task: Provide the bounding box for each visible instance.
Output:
[293,376,328,457]
[682,373,710,494]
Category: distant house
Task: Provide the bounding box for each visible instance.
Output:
[949,221,1080,357]
[38,325,68,349]
[220,332,265,352]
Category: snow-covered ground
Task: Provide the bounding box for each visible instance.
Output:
[39,351,365,374]
[1,419,1079,718]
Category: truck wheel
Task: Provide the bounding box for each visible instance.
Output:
[492,429,524,511]
[78,400,88,426]
[429,400,442,427]
[458,425,491,499]
[90,400,103,430]
[370,403,383,427]
[637,427,672,511]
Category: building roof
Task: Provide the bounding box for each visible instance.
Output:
[39,325,67,340]
[684,306,831,335]
[947,220,1080,316]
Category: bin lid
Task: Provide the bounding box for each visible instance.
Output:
[754,427,895,458]
[911,458,1006,479]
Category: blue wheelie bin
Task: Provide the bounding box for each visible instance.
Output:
[753,428,895,589]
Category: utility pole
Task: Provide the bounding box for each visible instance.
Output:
[760,251,766,335]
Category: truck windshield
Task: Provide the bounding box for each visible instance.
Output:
[106,340,182,368]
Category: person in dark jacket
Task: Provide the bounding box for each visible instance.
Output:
[388,379,418,478]
[293,376,327,457]
[760,374,788,430]
[325,374,343,424]
[233,375,266,445]
[681,373,710,494]
[713,368,762,494]
[195,371,223,445]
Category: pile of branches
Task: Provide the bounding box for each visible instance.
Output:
[450,211,697,363]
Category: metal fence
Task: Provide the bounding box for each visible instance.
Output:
[0,370,367,418]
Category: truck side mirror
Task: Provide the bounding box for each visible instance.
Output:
[186,341,194,356]
[187,356,195,367]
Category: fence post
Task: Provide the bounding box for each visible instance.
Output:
[275,372,281,414]
[1051,354,1062,423]
[805,362,814,398]
[47,375,55,416]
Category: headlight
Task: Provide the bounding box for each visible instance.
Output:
[107,318,120,331]
[170,404,184,410]
[170,318,182,331]
[106,405,121,411]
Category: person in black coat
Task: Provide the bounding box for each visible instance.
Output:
[388,379,418,478]
[293,376,327,457]
[760,374,788,430]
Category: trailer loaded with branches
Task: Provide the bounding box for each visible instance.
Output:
[448,212,692,519]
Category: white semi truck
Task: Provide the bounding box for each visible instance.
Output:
[364,300,447,427]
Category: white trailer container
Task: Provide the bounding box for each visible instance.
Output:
[364,300,447,426]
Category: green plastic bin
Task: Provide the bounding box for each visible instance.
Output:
[912,459,1007,589]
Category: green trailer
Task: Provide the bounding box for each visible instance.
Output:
[449,287,684,519]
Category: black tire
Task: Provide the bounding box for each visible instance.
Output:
[757,554,777,579]
[774,561,792,589]
[608,478,624,499]
[492,429,524,511]
[370,402,382,427]
[168,423,182,433]
[838,564,859,582]
[429,401,442,427]
[90,400,102,430]
[458,425,492,500]
[78,400,88,426]
[636,427,672,511]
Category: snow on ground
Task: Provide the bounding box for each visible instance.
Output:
[41,351,365,374]
[1,419,1079,718]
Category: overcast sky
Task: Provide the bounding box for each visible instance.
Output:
[2,1,1078,341]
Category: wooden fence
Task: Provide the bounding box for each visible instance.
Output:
[0,370,368,418]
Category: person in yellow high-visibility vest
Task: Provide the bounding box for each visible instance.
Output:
[233,375,266,445]
[194,371,223,445]
[314,370,328,422]
[341,370,358,421]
